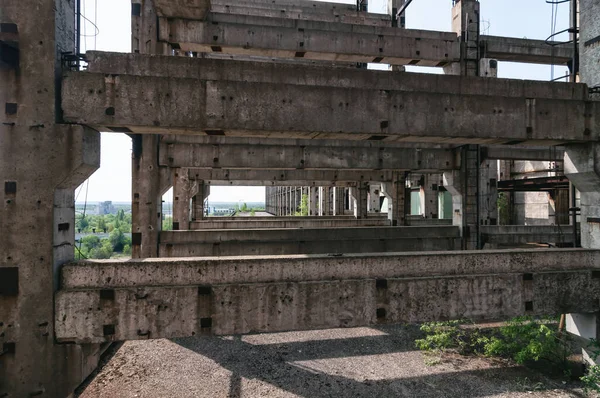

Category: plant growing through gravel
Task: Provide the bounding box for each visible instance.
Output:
[416,316,573,374]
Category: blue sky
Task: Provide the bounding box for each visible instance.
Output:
[76,0,570,203]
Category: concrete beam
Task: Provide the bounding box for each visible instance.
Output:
[188,169,396,186]
[158,226,460,256]
[484,145,565,161]
[159,17,458,67]
[161,142,458,171]
[481,225,576,245]
[208,3,392,27]
[63,54,598,144]
[153,0,211,20]
[56,249,600,342]
[481,35,574,65]
[190,217,391,230]
[83,52,588,100]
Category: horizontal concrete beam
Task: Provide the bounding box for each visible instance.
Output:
[153,0,211,19]
[161,225,459,243]
[161,142,458,171]
[481,225,576,245]
[64,53,598,144]
[482,36,574,65]
[483,145,565,161]
[159,17,458,67]
[56,249,600,342]
[188,169,398,185]
[84,52,588,100]
[190,217,390,229]
[159,226,459,256]
[209,3,392,27]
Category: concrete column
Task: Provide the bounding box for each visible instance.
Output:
[564,143,600,361]
[565,144,600,249]
[368,183,381,213]
[480,159,498,226]
[334,187,345,216]
[309,186,319,216]
[443,170,465,234]
[512,161,554,225]
[323,187,332,216]
[445,0,480,77]
[382,173,407,226]
[422,175,440,219]
[0,0,104,394]
[347,188,354,214]
[172,168,199,230]
[191,182,209,221]
[132,135,171,258]
[350,182,369,219]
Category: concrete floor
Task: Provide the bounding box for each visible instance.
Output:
[78,325,587,398]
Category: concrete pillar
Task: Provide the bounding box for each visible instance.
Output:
[0,0,104,394]
[565,144,600,249]
[191,182,209,220]
[309,186,319,216]
[323,187,332,216]
[131,134,171,258]
[382,173,407,226]
[422,175,440,219]
[445,0,480,77]
[443,170,465,234]
[368,183,381,213]
[334,187,345,216]
[344,188,354,214]
[564,143,600,361]
[172,168,199,230]
[131,0,171,258]
[512,161,554,225]
[350,182,369,219]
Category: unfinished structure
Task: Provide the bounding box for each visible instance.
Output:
[1,0,600,395]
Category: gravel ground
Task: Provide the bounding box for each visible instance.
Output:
[78,325,589,398]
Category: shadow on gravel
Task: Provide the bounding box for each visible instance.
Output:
[171,325,585,398]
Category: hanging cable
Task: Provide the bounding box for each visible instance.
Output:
[76,179,90,259]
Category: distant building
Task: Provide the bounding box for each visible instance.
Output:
[97,201,116,215]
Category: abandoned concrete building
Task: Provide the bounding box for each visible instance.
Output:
[1,0,600,395]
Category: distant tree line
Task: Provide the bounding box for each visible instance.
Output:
[75,210,132,259]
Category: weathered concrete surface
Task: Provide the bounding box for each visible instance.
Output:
[209,2,392,27]
[0,0,101,395]
[190,169,397,185]
[481,225,576,245]
[484,146,565,161]
[161,142,458,171]
[190,217,389,230]
[481,35,574,65]
[59,249,600,289]
[55,249,600,342]
[580,0,600,88]
[153,0,211,20]
[158,226,461,256]
[565,144,600,249]
[63,54,599,144]
[160,17,458,67]
[83,51,589,100]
